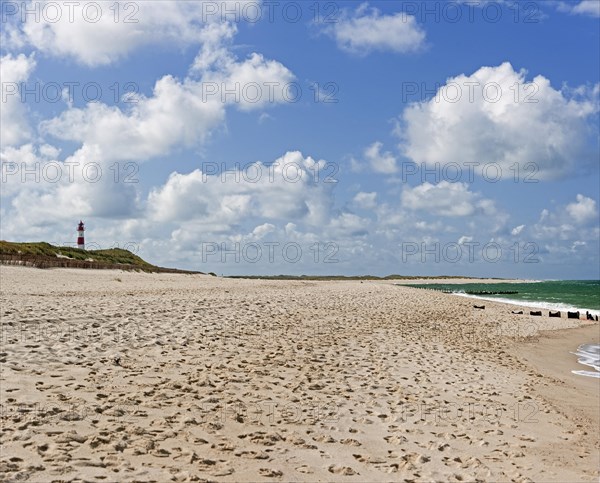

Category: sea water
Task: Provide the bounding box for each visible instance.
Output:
[405,280,600,313]
[571,344,600,379]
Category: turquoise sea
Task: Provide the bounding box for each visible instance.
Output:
[405,280,600,312]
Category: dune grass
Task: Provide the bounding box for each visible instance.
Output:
[0,241,200,273]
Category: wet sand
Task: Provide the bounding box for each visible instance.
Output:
[509,325,599,427]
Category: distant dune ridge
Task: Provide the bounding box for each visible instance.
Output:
[0,266,598,482]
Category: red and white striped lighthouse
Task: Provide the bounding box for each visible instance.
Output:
[77,220,85,249]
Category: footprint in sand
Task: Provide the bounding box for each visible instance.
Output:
[195,458,234,476]
[340,438,361,446]
[444,455,484,470]
[233,449,269,459]
[394,452,431,471]
[328,464,358,475]
[384,434,408,445]
[312,433,337,443]
[353,454,387,464]
[259,468,283,477]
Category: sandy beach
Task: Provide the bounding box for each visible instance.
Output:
[1,266,598,482]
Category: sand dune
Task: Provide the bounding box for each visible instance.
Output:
[1,266,598,482]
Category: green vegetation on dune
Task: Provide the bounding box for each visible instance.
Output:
[0,241,199,273]
[0,241,152,266]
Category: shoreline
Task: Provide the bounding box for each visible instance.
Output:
[393,278,600,316]
[391,277,536,284]
[508,324,600,427]
[453,292,600,316]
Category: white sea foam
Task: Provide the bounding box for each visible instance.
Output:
[571,344,600,379]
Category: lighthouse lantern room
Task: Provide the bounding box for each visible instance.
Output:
[77,221,85,249]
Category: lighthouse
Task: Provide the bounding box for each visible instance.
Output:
[77,220,85,249]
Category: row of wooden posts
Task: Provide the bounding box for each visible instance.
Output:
[413,287,519,295]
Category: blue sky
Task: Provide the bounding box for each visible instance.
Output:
[1,0,599,278]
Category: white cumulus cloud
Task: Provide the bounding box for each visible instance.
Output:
[397,62,599,180]
[323,3,425,55]
[566,194,598,224]
[353,192,378,210]
[557,0,600,17]
[533,194,599,241]
[364,142,398,174]
[147,151,333,229]
[3,1,259,66]
[39,23,294,162]
[41,75,227,163]
[572,0,600,16]
[401,181,497,217]
[511,224,526,236]
[0,53,36,146]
